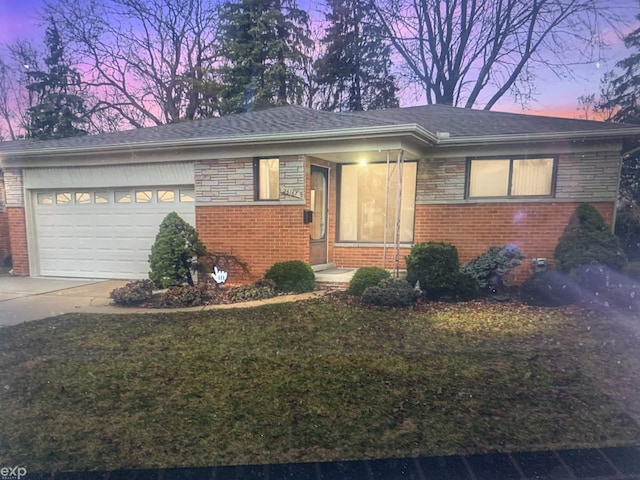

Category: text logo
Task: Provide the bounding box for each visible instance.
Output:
[0,467,27,480]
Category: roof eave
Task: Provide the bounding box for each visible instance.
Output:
[0,124,440,162]
[435,128,640,146]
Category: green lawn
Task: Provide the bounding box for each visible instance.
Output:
[0,297,638,472]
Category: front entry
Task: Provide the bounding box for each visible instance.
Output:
[309,165,328,265]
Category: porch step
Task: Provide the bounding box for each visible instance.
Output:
[314,267,355,291]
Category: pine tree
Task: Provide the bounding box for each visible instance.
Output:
[26,24,88,139]
[315,0,398,112]
[599,14,640,205]
[217,0,311,115]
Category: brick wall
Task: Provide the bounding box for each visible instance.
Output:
[3,169,25,272]
[332,201,614,283]
[196,204,309,281]
[7,207,29,275]
[414,201,615,282]
[0,171,10,263]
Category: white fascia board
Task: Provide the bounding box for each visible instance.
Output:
[434,128,640,146]
[0,124,439,166]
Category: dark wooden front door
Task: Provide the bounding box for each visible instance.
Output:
[309,166,328,265]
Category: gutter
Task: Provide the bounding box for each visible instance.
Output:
[433,127,640,146]
[0,124,440,161]
[2,123,640,162]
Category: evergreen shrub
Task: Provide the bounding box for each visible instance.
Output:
[362,278,419,308]
[520,270,582,307]
[148,212,207,288]
[160,284,208,308]
[264,260,315,293]
[406,242,478,300]
[348,267,391,296]
[228,279,276,302]
[625,261,640,281]
[461,245,524,295]
[110,280,154,306]
[615,207,640,261]
[554,203,627,274]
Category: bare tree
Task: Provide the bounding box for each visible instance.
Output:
[44,0,221,129]
[370,0,624,109]
[0,41,42,140]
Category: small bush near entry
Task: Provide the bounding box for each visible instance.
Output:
[149,212,207,289]
[264,260,315,293]
[520,270,582,307]
[348,267,391,296]
[362,278,419,307]
[160,284,209,308]
[462,245,525,296]
[110,280,154,306]
[554,203,627,274]
[228,279,276,303]
[406,242,478,300]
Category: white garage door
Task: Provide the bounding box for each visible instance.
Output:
[33,187,196,279]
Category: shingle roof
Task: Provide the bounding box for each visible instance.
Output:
[0,104,637,156]
[348,104,632,136]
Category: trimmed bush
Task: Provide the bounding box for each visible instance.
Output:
[362,278,419,308]
[160,284,208,308]
[228,279,276,303]
[406,242,478,300]
[520,271,582,307]
[110,280,154,306]
[264,260,315,293]
[461,245,524,295]
[625,261,640,281]
[149,212,207,288]
[554,203,627,274]
[615,207,640,261]
[348,267,391,296]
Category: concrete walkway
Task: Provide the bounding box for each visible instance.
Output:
[0,276,130,327]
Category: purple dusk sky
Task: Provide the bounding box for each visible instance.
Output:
[1,0,639,119]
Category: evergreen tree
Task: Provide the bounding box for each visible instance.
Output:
[217,0,311,114]
[315,0,398,112]
[26,24,88,139]
[599,13,640,206]
[601,12,640,125]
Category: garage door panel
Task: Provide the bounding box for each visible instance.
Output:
[33,187,196,279]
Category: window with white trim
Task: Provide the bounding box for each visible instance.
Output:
[467,158,555,198]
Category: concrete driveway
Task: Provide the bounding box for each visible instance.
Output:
[0,276,129,326]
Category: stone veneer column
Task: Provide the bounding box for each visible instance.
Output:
[3,168,29,275]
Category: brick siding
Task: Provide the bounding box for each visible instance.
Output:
[0,171,10,262]
[196,204,309,281]
[332,202,614,283]
[7,207,29,275]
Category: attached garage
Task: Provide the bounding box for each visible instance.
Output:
[25,163,195,279]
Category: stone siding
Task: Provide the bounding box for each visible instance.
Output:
[196,156,305,204]
[3,168,24,206]
[416,152,621,204]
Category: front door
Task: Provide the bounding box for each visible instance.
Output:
[309,166,328,265]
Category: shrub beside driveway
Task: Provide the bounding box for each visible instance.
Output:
[0,297,638,472]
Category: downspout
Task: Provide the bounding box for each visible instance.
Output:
[394,150,404,277]
[383,150,391,270]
